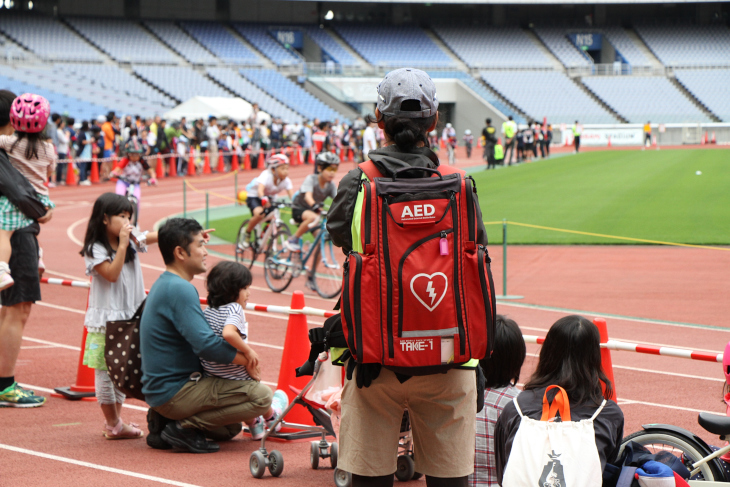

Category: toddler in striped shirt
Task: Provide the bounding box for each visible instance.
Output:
[203,261,288,440]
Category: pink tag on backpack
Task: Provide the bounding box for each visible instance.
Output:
[439,237,448,256]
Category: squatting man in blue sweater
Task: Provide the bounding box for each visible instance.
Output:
[140,218,273,453]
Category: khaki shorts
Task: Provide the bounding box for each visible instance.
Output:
[338,365,476,478]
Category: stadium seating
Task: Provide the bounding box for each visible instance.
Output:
[233,24,301,66]
[134,65,231,103]
[334,25,454,68]
[635,25,730,67]
[207,67,303,123]
[434,26,552,69]
[428,71,526,124]
[674,69,730,122]
[302,26,359,66]
[240,69,343,122]
[0,14,102,62]
[481,70,617,124]
[602,27,651,67]
[0,68,110,121]
[582,76,712,123]
[179,21,262,65]
[66,18,179,64]
[533,27,592,68]
[55,63,176,112]
[144,21,216,65]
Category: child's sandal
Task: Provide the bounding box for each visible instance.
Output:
[104,418,144,440]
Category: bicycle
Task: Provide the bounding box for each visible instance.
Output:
[619,412,730,482]
[263,210,342,299]
[235,201,291,269]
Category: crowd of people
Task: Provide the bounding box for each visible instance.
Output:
[43,103,397,185]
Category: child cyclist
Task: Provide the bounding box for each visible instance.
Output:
[0,93,56,290]
[285,152,339,253]
[112,137,157,223]
[240,153,294,248]
[80,193,158,439]
[203,261,288,440]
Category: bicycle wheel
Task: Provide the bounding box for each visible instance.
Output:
[311,237,343,299]
[264,253,295,293]
[235,219,258,268]
[129,196,139,227]
[620,429,724,481]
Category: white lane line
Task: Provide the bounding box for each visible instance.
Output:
[618,399,718,415]
[499,301,726,332]
[0,443,201,487]
[249,341,284,350]
[23,337,80,351]
[36,301,85,315]
[524,352,719,382]
[67,217,87,246]
[20,345,58,350]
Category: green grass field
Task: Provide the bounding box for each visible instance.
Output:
[209,150,730,245]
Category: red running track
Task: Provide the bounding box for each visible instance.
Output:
[1,147,729,486]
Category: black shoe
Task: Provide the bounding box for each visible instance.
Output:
[161,422,220,453]
[147,408,172,435]
[146,432,173,450]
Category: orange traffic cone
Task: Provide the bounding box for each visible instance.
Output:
[276,291,315,427]
[292,145,300,165]
[188,148,196,176]
[258,148,264,169]
[309,149,315,165]
[203,151,212,174]
[231,152,239,171]
[701,132,707,145]
[347,148,354,162]
[711,132,716,144]
[243,149,251,171]
[169,154,177,177]
[65,157,76,185]
[217,152,225,173]
[53,289,96,400]
[90,155,100,184]
[339,148,345,162]
[607,136,611,148]
[156,154,164,179]
[594,318,617,400]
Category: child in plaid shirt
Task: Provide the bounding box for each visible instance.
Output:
[469,316,526,487]
[0,93,56,290]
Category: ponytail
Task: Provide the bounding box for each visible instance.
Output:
[366,110,436,153]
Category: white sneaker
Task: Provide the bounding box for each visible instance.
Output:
[266,390,289,433]
[239,232,250,249]
[0,263,14,291]
[79,180,92,186]
[284,237,301,252]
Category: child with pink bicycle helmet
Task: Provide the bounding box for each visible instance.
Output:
[0,93,56,290]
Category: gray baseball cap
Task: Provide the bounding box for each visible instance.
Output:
[376,68,439,119]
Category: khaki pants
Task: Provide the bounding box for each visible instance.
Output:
[339,366,476,478]
[153,377,272,434]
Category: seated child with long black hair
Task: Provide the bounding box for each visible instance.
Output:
[203,261,288,440]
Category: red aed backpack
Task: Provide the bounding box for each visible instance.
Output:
[341,161,496,370]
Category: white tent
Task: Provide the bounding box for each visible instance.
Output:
[163,96,270,123]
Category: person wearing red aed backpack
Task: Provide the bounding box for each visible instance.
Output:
[327,68,496,487]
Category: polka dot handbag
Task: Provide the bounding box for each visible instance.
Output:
[104,300,146,401]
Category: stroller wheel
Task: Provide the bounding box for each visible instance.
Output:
[269,450,284,477]
[310,441,320,469]
[330,442,338,469]
[395,455,415,482]
[334,468,352,487]
[410,454,422,480]
[250,450,267,479]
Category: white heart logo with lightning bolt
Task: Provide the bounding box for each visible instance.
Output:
[410,273,448,312]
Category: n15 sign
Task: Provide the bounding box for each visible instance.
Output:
[273,30,303,49]
[569,33,602,50]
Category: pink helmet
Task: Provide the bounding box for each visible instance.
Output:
[724,341,730,385]
[10,93,50,134]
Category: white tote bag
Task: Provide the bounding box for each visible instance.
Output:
[502,385,607,487]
